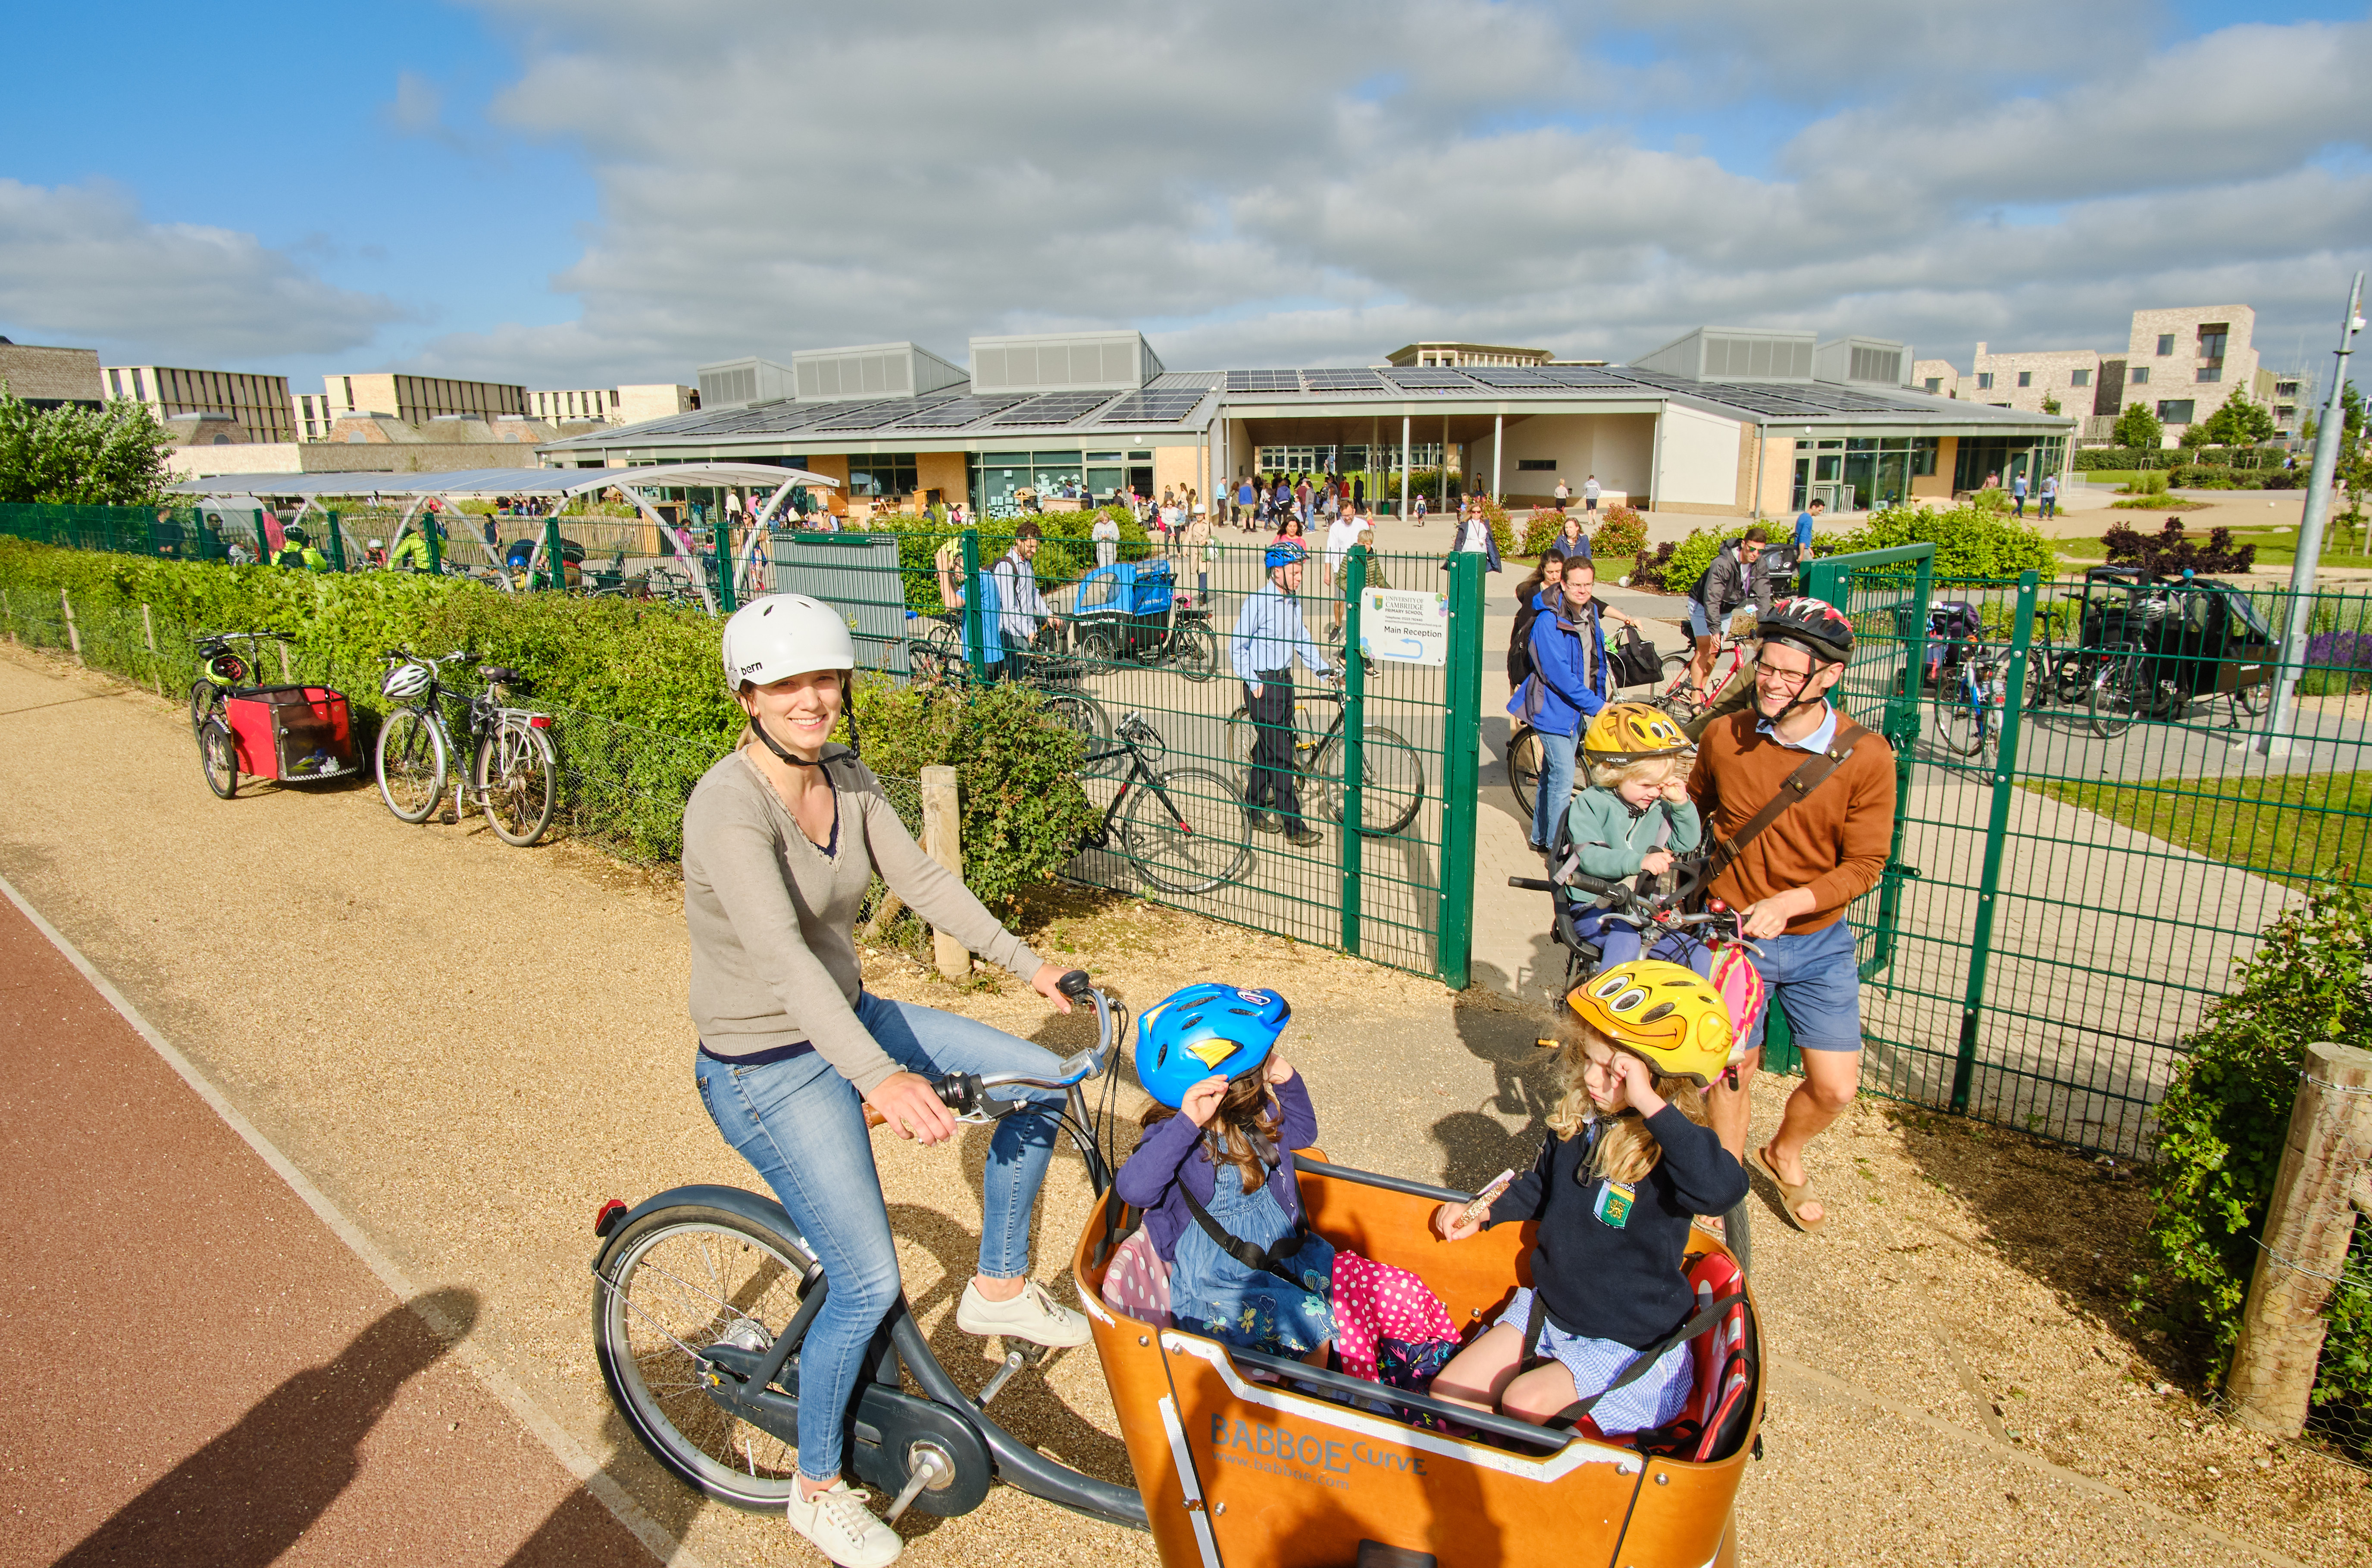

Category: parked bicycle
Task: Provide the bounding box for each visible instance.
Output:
[1931,641,2012,762]
[1073,710,1252,894]
[1223,682,1425,836]
[907,614,1120,775]
[374,650,559,846]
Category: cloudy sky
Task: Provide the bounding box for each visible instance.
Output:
[7,0,2369,396]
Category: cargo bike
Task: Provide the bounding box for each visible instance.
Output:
[1066,558,1220,682]
[188,630,363,800]
[590,975,1764,1567]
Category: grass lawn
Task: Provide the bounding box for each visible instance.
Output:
[2031,768,2372,889]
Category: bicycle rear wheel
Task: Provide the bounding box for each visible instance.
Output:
[2088,651,2144,739]
[1315,726,1425,836]
[1040,690,1119,778]
[376,708,446,822]
[476,723,557,846]
[1507,725,1542,820]
[199,717,238,799]
[593,1203,811,1509]
[1931,673,1982,756]
[1118,766,1252,893]
[1653,651,1700,720]
[1169,622,1217,683]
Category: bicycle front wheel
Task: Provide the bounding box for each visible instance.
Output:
[1224,703,1256,765]
[1931,674,1982,756]
[1507,725,1542,820]
[375,707,447,822]
[1316,726,1424,836]
[1040,691,1119,778]
[1170,622,1218,683]
[476,723,557,846]
[594,1203,812,1510]
[199,717,238,799]
[1118,766,1252,893]
[2088,652,2144,739]
[187,678,222,737]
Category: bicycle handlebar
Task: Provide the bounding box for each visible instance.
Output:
[880,971,1116,1125]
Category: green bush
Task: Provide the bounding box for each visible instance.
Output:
[2139,878,2372,1408]
[1520,509,1563,557]
[1823,503,2059,580]
[871,507,1148,615]
[0,537,1098,897]
[1595,505,1647,559]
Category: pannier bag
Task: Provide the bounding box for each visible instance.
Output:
[224,685,358,782]
[1608,623,1662,689]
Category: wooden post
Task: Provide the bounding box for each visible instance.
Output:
[920,765,970,979]
[141,603,159,694]
[279,640,292,683]
[60,589,82,665]
[2,588,13,643]
[2225,1040,2372,1435]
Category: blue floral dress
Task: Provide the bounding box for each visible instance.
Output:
[1165,1140,1337,1357]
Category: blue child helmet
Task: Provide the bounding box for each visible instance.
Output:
[1134,983,1291,1108]
[1264,540,1307,571]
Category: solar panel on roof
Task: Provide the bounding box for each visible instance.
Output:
[892,394,1031,429]
[991,391,1114,426]
[1096,388,1207,424]
[1382,368,1480,390]
[1299,369,1388,392]
[1225,370,1301,393]
[813,396,961,430]
[1535,367,1630,387]
[1460,368,1558,388]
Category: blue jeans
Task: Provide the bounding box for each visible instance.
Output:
[694,992,1064,1482]
[1531,727,1577,851]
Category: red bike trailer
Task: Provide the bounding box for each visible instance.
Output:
[200,685,362,797]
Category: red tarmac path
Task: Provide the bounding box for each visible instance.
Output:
[0,886,662,1568]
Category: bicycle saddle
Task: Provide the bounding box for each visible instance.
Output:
[479,664,530,691]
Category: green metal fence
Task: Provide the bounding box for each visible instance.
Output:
[748,521,1486,984]
[1804,547,2372,1157]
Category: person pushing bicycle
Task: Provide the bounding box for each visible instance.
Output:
[1230,541,1334,846]
[683,594,1089,1567]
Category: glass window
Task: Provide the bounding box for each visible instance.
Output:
[1976,372,1994,390]
[2130,366,2150,385]
[1818,439,1843,451]
[1086,466,1124,498]
[1846,437,1876,451]
[1879,438,1909,451]
[1911,437,1938,477]
[2070,369,2090,386]
[1516,458,1557,471]
[1128,450,1152,460]
[1031,451,1082,466]
[1924,377,1942,394]
[848,452,918,496]
[1085,450,1123,461]
[2198,327,2227,360]
[2197,367,2222,384]
[1815,455,1841,482]
[2156,400,2196,424]
[2156,334,2175,355]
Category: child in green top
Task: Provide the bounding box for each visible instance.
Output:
[1561,702,1702,883]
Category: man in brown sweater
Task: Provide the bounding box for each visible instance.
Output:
[1688,597,1894,1234]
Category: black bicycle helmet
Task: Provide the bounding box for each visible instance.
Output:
[1758,596,1854,665]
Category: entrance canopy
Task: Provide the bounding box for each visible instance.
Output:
[169,460,838,501]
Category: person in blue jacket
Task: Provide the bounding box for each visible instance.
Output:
[1510,558,1644,854]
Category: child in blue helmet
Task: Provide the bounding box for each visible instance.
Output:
[1115,984,1335,1361]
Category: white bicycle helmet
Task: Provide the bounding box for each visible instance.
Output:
[383,662,432,699]
[720,594,857,689]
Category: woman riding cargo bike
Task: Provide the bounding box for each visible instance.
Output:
[591,598,1765,1567]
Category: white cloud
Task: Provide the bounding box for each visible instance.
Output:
[0,179,405,365]
[386,1,2372,385]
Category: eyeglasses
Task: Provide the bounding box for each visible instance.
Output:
[1755,661,1815,692]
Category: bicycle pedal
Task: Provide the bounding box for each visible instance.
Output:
[1014,1341,1052,1367]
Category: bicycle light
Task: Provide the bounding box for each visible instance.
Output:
[528,714,553,729]
[594,1198,627,1237]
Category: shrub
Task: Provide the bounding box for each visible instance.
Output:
[1594,505,1646,559]
[1480,496,1515,560]
[0,383,177,505]
[2101,517,2256,576]
[1627,540,1680,590]
[2139,879,2372,1408]
[873,506,1148,616]
[0,537,1098,896]
[1519,509,1562,558]
[1824,503,2059,580]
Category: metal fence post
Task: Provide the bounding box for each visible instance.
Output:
[325,510,347,573]
[1948,570,2037,1114]
[960,529,987,681]
[1435,551,1484,988]
[710,520,735,612]
[425,518,443,576]
[547,514,569,595]
[1339,545,1367,956]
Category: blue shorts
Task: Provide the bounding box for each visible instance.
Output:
[1685,600,1713,640]
[1742,917,1863,1054]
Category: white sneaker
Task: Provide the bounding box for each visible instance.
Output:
[955,1279,1091,1348]
[785,1478,900,1568]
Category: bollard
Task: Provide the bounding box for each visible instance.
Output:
[920,765,969,979]
[61,589,82,665]
[2225,1041,2372,1435]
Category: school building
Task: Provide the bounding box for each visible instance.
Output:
[537,326,2073,519]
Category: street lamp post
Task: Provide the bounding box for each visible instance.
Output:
[2257,272,2366,757]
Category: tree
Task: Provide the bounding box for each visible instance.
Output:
[0,382,177,506]
[2195,388,2276,448]
[2112,401,2163,452]
[2041,393,2062,416]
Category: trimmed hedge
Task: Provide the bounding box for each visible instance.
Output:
[0,537,1096,901]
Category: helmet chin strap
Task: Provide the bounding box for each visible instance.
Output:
[746,697,862,769]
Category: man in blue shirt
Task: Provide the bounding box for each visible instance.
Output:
[1229,541,1334,844]
[989,521,1051,673]
[1793,498,1822,553]
[1234,476,1256,529]
[2012,472,2029,518]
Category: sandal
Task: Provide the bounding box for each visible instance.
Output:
[1748,1145,1827,1235]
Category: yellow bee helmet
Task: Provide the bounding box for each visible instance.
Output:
[1566,960,1734,1085]
[1581,702,1690,765]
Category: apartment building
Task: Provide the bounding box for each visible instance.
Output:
[300,372,527,439]
[1929,305,2276,444]
[105,363,294,443]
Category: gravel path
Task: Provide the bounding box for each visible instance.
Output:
[0,639,2361,1568]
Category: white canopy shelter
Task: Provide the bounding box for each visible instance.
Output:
[172,463,837,611]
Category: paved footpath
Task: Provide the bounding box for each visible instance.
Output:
[0,888,656,1568]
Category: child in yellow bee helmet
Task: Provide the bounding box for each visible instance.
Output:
[1431,960,1747,1434]
[1557,703,1699,947]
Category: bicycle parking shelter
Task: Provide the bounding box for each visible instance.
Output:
[171,462,838,612]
